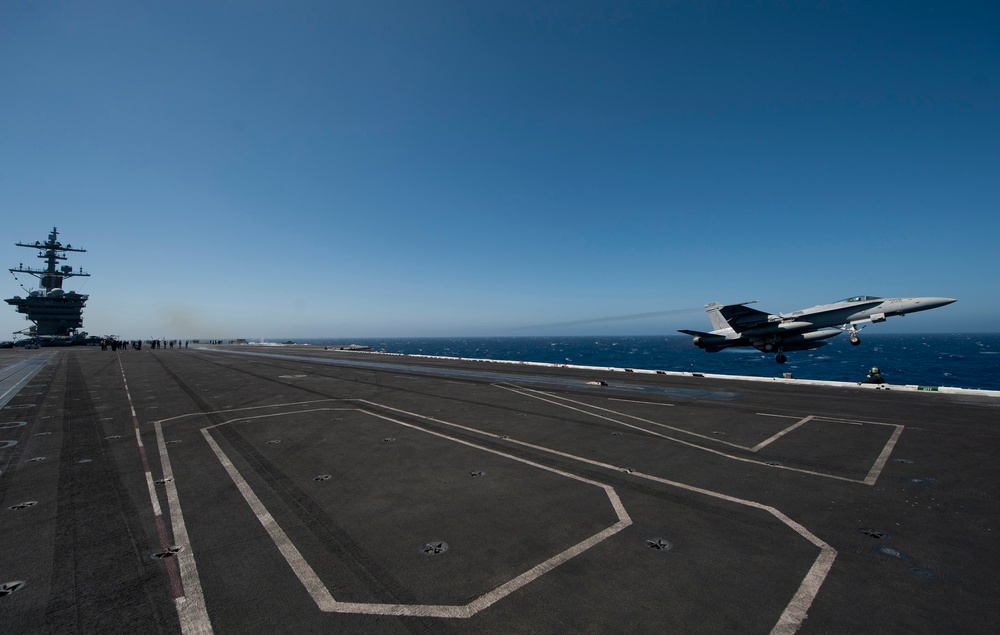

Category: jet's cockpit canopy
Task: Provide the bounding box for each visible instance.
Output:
[840,295,882,303]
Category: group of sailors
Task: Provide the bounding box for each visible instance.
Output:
[99,338,190,351]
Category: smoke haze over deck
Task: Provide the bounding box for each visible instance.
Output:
[2,2,997,340]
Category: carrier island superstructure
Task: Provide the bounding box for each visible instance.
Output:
[5,226,90,343]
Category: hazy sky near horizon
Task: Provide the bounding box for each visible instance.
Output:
[2,1,997,339]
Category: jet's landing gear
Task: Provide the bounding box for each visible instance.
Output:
[760,339,786,363]
[848,324,863,346]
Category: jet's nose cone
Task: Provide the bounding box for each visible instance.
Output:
[922,297,957,308]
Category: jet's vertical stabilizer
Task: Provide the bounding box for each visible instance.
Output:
[705,300,765,332]
[706,302,729,332]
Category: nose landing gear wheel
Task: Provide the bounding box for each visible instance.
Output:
[776,353,787,364]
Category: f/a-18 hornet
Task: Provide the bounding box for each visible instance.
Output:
[680,295,956,363]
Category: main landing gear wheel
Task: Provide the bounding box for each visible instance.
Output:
[848,324,863,346]
[776,353,787,364]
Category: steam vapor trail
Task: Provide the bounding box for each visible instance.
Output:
[514,307,702,330]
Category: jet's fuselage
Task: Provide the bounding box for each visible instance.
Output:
[741,297,956,337]
[682,296,956,361]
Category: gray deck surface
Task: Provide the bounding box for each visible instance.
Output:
[1,345,997,634]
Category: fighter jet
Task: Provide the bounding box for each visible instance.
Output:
[679,296,956,363]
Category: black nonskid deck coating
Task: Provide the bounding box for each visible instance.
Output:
[1,346,998,634]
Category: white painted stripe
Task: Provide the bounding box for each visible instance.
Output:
[813,415,890,426]
[143,470,164,518]
[319,516,633,619]
[608,398,674,406]
[157,422,214,634]
[341,406,632,617]
[359,398,837,634]
[501,384,748,450]
[358,407,628,493]
[751,416,815,452]
[0,353,52,404]
[508,385,907,486]
[770,547,837,635]
[128,418,165,521]
[162,391,853,630]
[118,357,185,605]
[155,400,340,425]
[200,427,338,612]
[759,413,857,425]
[199,408,354,431]
[864,424,905,485]
[201,405,631,618]
[493,385,860,484]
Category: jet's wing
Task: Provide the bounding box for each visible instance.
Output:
[781,297,884,321]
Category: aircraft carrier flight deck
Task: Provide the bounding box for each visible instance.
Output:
[1,345,997,634]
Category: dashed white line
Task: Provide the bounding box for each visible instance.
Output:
[156,422,213,634]
[118,356,213,635]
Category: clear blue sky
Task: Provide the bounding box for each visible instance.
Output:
[2,1,997,339]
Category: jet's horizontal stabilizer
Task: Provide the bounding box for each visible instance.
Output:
[678,329,748,352]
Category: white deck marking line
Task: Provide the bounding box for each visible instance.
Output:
[494,384,861,483]
[198,407,355,431]
[760,412,896,427]
[156,399,342,425]
[321,516,630,618]
[497,384,748,450]
[360,398,835,635]
[812,416,890,426]
[513,386,904,485]
[864,424,905,485]
[751,416,816,452]
[156,422,214,635]
[118,356,213,633]
[756,413,905,486]
[117,359,179,577]
[767,524,838,635]
[200,406,630,618]
[0,352,53,404]
[200,427,338,612]
[608,398,674,406]
[0,357,37,383]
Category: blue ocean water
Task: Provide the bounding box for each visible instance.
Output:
[268,334,1000,391]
